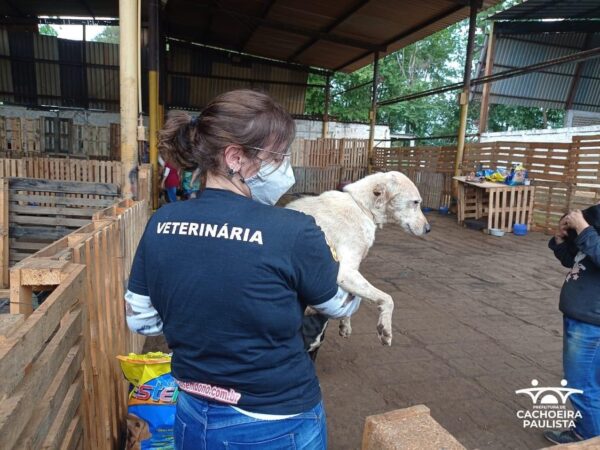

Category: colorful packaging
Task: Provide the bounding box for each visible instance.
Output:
[118,352,179,450]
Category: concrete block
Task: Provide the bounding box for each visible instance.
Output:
[361,405,466,450]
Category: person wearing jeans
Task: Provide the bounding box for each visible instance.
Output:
[546,205,600,444]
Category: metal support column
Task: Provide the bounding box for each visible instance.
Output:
[478,21,495,135]
[148,0,160,208]
[322,75,331,138]
[454,0,479,184]
[119,0,139,198]
[368,51,379,173]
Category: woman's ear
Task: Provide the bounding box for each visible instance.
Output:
[223,145,244,172]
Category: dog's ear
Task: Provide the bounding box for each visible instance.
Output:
[373,183,387,208]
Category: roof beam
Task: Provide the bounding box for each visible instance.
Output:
[4,0,26,17]
[78,0,96,18]
[565,33,594,110]
[0,17,118,26]
[239,0,277,52]
[287,0,371,62]
[496,20,600,35]
[217,7,385,52]
[335,3,463,72]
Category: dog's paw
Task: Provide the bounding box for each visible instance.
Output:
[377,323,393,346]
[339,318,352,338]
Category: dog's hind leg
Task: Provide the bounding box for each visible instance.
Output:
[337,265,394,346]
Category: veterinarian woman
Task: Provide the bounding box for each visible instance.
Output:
[125,89,360,450]
[546,204,600,445]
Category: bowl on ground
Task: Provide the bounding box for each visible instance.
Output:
[489,228,505,237]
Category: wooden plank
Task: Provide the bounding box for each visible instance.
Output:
[58,414,82,450]
[9,178,119,197]
[15,347,83,450]
[10,193,116,208]
[9,225,72,241]
[0,179,7,288]
[0,308,83,449]
[2,265,85,397]
[9,214,92,228]
[10,205,100,217]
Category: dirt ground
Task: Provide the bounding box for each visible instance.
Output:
[145,214,568,450]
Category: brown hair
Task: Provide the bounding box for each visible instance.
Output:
[158,90,295,186]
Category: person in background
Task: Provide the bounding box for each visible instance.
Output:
[160,156,180,203]
[182,168,201,199]
[125,89,360,450]
[545,205,600,445]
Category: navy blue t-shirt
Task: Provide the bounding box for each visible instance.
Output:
[128,188,339,414]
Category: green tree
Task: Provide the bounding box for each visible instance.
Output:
[304,0,564,143]
[93,26,119,44]
[38,24,58,37]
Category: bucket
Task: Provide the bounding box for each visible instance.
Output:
[439,206,449,215]
[513,223,528,236]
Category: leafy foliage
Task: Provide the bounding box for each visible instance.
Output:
[93,26,120,44]
[38,24,58,37]
[304,0,565,143]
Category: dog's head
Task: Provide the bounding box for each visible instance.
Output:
[344,171,430,236]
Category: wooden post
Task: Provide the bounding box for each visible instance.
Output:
[148,0,160,209]
[368,52,380,173]
[478,21,495,135]
[0,179,7,289]
[454,0,479,190]
[322,75,331,138]
[119,0,140,199]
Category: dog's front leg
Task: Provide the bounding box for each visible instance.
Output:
[337,265,394,346]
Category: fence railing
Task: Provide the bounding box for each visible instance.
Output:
[2,198,148,449]
[290,138,369,194]
[372,136,600,233]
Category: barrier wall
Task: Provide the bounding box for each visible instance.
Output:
[2,198,148,449]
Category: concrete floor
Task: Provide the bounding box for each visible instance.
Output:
[317,214,566,450]
[145,214,569,449]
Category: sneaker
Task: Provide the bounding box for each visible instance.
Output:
[543,429,583,445]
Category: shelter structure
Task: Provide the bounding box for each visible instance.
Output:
[476,0,600,133]
[0,0,502,203]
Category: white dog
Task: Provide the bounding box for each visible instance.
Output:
[286,171,430,346]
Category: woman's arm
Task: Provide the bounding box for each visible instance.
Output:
[125,290,163,336]
[576,227,600,268]
[548,238,577,268]
[311,287,361,319]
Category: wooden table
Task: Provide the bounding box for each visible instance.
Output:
[454,176,535,232]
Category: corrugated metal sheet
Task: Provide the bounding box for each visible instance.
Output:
[491,0,600,21]
[167,43,309,115]
[86,40,119,111]
[474,32,600,113]
[33,34,61,106]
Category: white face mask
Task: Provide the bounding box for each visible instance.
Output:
[245,159,295,206]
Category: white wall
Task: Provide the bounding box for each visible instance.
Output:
[0,105,123,126]
[295,119,390,146]
[481,125,600,143]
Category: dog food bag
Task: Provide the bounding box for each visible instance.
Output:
[118,352,179,450]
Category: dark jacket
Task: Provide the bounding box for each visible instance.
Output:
[549,210,600,326]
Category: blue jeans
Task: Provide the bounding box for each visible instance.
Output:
[563,316,600,439]
[165,187,178,202]
[174,391,327,450]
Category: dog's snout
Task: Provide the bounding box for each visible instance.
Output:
[424,223,431,234]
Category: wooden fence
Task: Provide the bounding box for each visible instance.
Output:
[372,136,600,233]
[0,116,119,158]
[290,138,369,194]
[0,177,120,286]
[1,198,148,449]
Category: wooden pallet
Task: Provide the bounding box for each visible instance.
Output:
[4,199,147,450]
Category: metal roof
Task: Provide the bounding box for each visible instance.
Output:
[474,31,600,113]
[0,0,503,73]
[490,0,600,21]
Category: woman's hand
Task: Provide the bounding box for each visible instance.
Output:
[565,209,590,235]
